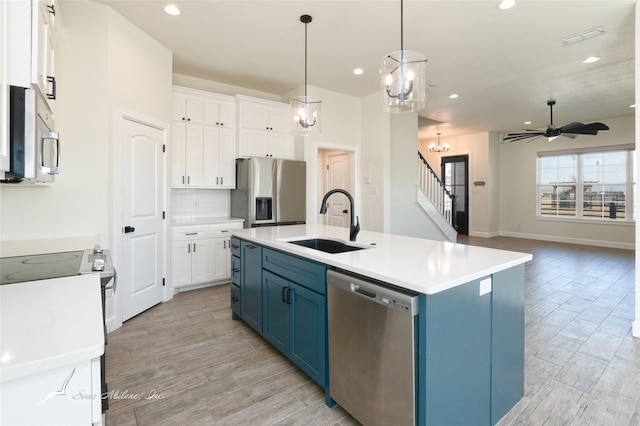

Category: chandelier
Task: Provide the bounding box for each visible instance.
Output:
[428,133,449,152]
[291,15,321,135]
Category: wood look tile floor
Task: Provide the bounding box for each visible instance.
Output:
[106,236,639,426]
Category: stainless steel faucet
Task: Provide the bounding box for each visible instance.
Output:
[319,189,360,241]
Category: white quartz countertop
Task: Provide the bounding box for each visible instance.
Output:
[171,216,244,227]
[232,224,532,295]
[0,274,105,382]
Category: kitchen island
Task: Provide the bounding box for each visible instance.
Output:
[230,224,532,425]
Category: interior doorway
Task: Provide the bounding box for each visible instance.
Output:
[441,155,469,235]
[317,149,355,229]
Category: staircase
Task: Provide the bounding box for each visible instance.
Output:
[417,152,458,242]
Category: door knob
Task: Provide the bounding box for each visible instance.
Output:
[342,210,348,214]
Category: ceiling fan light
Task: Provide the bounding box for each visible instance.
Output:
[547,136,559,142]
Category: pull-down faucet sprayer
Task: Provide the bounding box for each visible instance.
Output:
[319,189,360,242]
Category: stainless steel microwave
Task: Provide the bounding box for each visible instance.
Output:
[2,86,59,183]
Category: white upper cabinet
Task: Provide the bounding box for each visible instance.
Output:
[171,87,236,189]
[0,0,9,175]
[236,95,294,160]
[32,0,57,113]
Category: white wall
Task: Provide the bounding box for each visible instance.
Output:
[498,114,635,249]
[632,0,638,338]
[418,131,500,237]
[391,113,448,240]
[361,92,390,232]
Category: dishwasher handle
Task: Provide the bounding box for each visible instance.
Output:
[327,270,419,315]
[350,283,376,299]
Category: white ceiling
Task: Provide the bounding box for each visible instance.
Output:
[93,0,636,140]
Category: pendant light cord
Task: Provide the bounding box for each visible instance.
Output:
[304,19,308,98]
[400,0,404,51]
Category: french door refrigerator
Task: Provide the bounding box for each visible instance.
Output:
[231,157,306,227]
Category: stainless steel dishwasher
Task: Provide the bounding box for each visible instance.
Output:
[327,270,419,426]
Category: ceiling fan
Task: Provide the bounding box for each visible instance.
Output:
[503,99,609,143]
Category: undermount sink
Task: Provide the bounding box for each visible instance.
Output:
[287,238,369,254]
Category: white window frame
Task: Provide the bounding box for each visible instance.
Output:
[536,145,635,223]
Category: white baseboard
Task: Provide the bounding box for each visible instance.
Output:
[497,231,635,250]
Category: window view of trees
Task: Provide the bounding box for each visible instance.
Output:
[537,150,634,221]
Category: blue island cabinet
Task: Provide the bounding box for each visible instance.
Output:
[232,238,328,388]
[416,264,525,426]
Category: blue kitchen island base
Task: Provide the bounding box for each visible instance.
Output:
[229,226,530,426]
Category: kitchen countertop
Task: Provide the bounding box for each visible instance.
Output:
[171,216,244,227]
[232,224,532,295]
[0,274,104,382]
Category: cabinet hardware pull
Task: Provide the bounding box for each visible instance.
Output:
[282,286,288,303]
[216,177,219,185]
[182,176,185,184]
[286,288,293,304]
[232,244,239,249]
[185,232,197,236]
[221,177,223,185]
[193,243,196,252]
[188,244,190,253]
[187,176,190,184]
[232,268,239,273]
[223,241,226,249]
[46,76,56,100]
[47,4,55,15]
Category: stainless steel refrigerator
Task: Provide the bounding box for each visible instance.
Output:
[231,158,306,228]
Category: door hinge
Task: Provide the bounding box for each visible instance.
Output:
[162,278,165,287]
[162,211,165,219]
[163,144,166,153]
[326,165,329,170]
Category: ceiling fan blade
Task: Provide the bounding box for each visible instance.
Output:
[561,133,578,139]
[559,122,610,135]
[503,133,544,142]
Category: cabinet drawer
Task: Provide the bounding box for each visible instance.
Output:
[230,237,241,257]
[211,222,243,236]
[230,283,241,316]
[172,226,211,241]
[262,248,327,295]
[231,255,241,285]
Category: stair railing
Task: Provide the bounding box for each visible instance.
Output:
[418,151,455,227]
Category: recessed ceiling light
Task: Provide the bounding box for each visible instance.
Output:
[524,121,532,125]
[164,4,181,16]
[449,93,459,99]
[583,56,600,64]
[498,0,516,10]
[353,68,364,76]
[631,104,636,108]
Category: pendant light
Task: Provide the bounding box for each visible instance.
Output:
[380,0,427,113]
[428,133,449,152]
[292,14,321,135]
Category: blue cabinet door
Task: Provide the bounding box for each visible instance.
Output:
[240,241,262,333]
[290,282,326,387]
[262,270,290,354]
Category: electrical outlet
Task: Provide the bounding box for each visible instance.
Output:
[479,278,492,296]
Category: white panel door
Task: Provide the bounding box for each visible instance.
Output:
[121,119,164,321]
[327,152,353,228]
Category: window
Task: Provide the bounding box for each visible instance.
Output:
[537,149,635,221]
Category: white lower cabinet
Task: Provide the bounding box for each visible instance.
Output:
[171,223,242,289]
[1,358,101,426]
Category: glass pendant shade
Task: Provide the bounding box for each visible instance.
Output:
[380,50,427,113]
[291,96,321,135]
